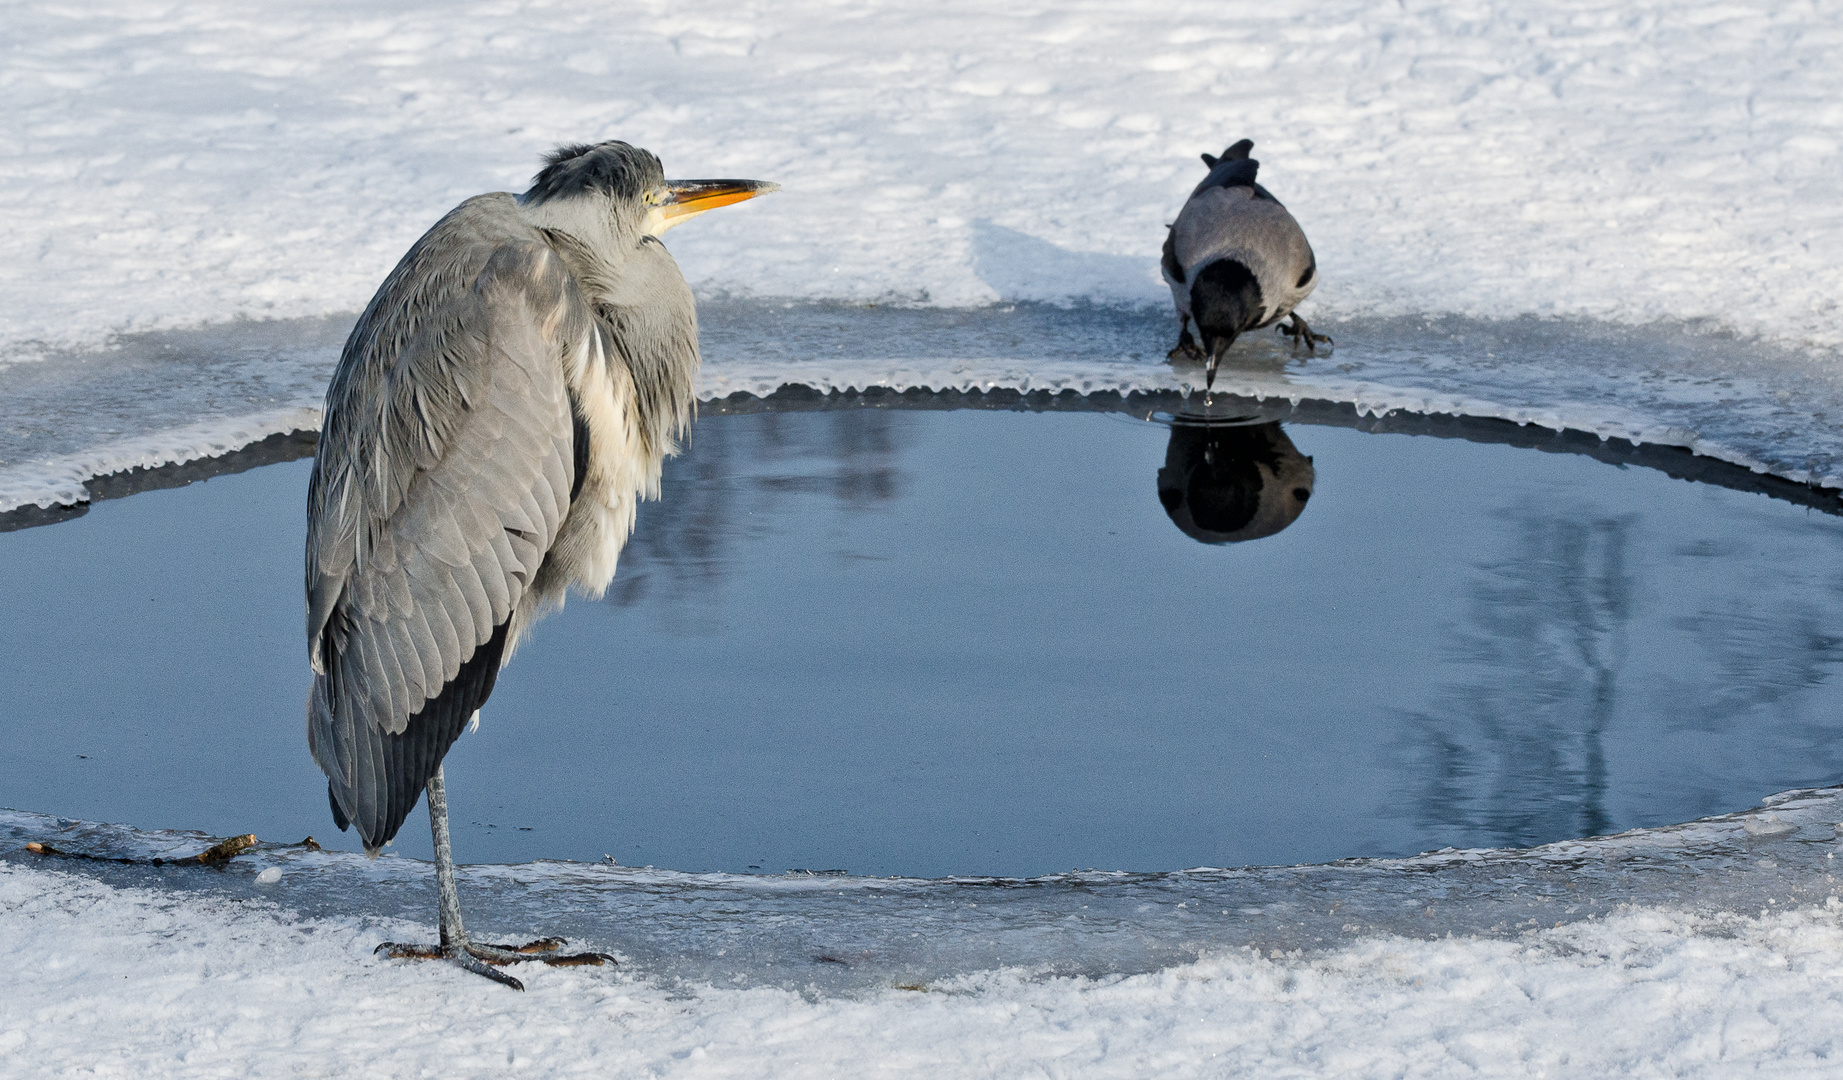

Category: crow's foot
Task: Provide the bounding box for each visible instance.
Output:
[1168,325,1203,361]
[1277,313,1333,354]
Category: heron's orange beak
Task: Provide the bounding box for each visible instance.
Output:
[646,179,778,234]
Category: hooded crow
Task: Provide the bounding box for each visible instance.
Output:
[1162,139,1330,387]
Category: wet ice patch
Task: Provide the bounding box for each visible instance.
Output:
[1743,816,1799,839]
[7,306,1843,517]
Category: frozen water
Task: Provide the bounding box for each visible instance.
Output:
[0,316,346,514]
[4,0,1841,515]
[7,305,1843,517]
[11,793,1843,1077]
[7,781,1843,995]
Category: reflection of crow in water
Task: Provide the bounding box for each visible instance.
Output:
[1157,421,1315,544]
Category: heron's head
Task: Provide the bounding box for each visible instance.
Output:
[519,140,777,243]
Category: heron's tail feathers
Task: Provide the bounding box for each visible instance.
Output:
[328,783,351,832]
[307,618,512,854]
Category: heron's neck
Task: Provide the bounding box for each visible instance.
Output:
[517,200,621,289]
[516,197,697,459]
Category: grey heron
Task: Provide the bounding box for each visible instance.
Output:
[305,140,775,989]
[1161,139,1330,388]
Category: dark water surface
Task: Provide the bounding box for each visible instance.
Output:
[5,407,1843,877]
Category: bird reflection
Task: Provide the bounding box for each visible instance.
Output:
[1156,419,1315,544]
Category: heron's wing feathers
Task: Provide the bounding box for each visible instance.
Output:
[306,212,594,849]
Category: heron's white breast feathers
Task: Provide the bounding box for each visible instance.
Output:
[515,214,698,622]
[517,317,654,636]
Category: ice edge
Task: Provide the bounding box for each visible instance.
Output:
[1,362,1819,515]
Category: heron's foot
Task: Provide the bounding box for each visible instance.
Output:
[1277,313,1333,354]
[375,936,614,990]
[373,941,529,989]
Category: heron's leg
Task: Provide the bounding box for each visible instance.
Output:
[1277,312,1333,354]
[374,767,611,988]
[427,766,469,953]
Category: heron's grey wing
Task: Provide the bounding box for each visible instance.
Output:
[306,233,593,851]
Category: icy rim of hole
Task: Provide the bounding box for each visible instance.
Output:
[4,306,1841,516]
[4,784,1840,992]
[4,785,1838,892]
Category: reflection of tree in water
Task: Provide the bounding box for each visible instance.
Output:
[606,410,907,626]
[1401,504,1635,849]
[1660,545,1843,784]
[1668,598,1843,731]
[1405,505,1843,850]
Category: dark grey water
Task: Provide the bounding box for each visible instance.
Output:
[6,406,1843,878]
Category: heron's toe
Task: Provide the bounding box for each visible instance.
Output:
[541,951,616,968]
[463,938,616,968]
[375,941,443,960]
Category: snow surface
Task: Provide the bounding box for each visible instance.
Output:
[8,788,1843,1077]
[4,0,1843,512]
[5,0,1841,354]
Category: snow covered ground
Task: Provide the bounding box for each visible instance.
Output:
[6,0,1843,1073]
[5,0,1841,353]
[7,789,1843,1078]
[11,865,1843,1078]
[4,0,1843,512]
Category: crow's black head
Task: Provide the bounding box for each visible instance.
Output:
[1189,259,1265,361]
